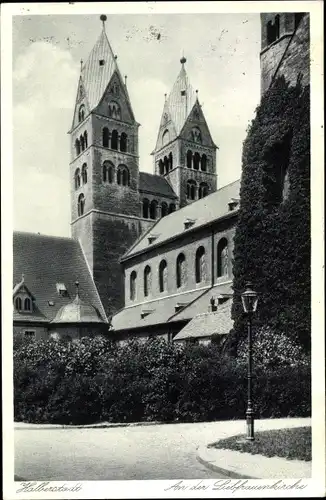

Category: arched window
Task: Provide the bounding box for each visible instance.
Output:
[108,101,121,119]
[144,265,152,297]
[142,198,150,218]
[117,165,129,186]
[103,161,114,183]
[159,260,168,292]
[161,202,168,217]
[169,203,176,213]
[195,246,206,283]
[159,159,164,175]
[193,152,201,170]
[15,297,22,311]
[198,182,209,199]
[111,130,118,150]
[162,129,170,146]
[201,154,207,171]
[81,164,87,184]
[191,127,202,143]
[102,127,109,148]
[217,238,229,278]
[77,193,85,217]
[75,139,80,156]
[187,180,197,200]
[120,132,127,152]
[176,253,186,288]
[130,271,137,301]
[24,297,31,311]
[168,152,173,170]
[163,156,169,175]
[84,131,88,149]
[74,168,81,190]
[187,150,192,169]
[80,135,85,152]
[150,200,158,219]
[78,105,85,123]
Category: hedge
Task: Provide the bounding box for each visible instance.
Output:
[228,76,310,355]
[14,336,311,425]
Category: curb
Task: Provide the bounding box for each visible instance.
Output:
[196,446,255,479]
[14,420,165,430]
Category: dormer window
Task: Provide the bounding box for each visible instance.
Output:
[56,283,68,297]
[99,59,105,66]
[175,302,188,313]
[148,234,159,245]
[141,309,154,319]
[184,218,196,230]
[48,300,55,306]
[228,199,239,211]
[15,297,22,311]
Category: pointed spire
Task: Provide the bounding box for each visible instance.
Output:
[100,14,107,31]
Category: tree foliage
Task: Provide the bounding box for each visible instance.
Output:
[227,77,310,354]
[14,336,310,424]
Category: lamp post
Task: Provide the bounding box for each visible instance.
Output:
[241,282,258,441]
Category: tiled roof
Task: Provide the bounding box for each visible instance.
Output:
[111,288,208,332]
[81,28,124,111]
[139,172,178,199]
[123,179,240,260]
[167,63,197,135]
[173,299,233,340]
[13,232,107,323]
[52,293,105,324]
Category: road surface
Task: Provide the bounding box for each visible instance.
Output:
[15,421,232,481]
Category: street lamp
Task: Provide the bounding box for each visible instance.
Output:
[241,282,258,441]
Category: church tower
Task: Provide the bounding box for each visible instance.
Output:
[260,13,310,94]
[152,57,218,208]
[69,16,152,317]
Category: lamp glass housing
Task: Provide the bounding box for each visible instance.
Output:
[241,284,258,313]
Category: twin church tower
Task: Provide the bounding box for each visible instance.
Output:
[69,17,218,317]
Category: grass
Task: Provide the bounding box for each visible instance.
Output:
[209,426,311,461]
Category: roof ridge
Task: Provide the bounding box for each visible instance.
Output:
[13,231,73,241]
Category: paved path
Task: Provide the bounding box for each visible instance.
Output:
[15,421,232,481]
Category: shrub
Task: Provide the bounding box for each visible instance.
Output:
[14,336,311,425]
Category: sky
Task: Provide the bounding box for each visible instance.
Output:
[13,12,261,237]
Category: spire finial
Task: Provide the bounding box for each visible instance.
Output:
[164,93,167,101]
[75,280,80,298]
[100,14,107,31]
[80,59,83,71]
[180,53,187,65]
[196,89,199,99]
[124,75,127,87]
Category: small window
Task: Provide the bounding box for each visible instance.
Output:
[162,129,170,146]
[217,238,229,278]
[78,193,85,216]
[56,283,68,297]
[144,265,152,297]
[24,297,31,311]
[24,330,35,339]
[149,200,158,220]
[130,271,137,301]
[176,253,186,288]
[99,59,105,66]
[159,260,168,293]
[15,297,22,311]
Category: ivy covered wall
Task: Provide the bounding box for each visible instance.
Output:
[227,77,310,353]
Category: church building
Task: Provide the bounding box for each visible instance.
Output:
[13,12,309,344]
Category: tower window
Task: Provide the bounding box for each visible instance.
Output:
[198,182,209,199]
[130,270,137,301]
[99,59,105,66]
[75,138,81,156]
[163,156,169,175]
[74,168,81,190]
[111,130,118,150]
[77,193,85,217]
[102,127,109,148]
[83,131,88,149]
[193,152,201,170]
[187,150,192,169]
[161,202,168,218]
[108,101,121,120]
[149,200,158,219]
[295,13,304,29]
[142,198,150,218]
[191,127,202,144]
[201,154,207,172]
[169,203,176,214]
[162,129,170,146]
[187,180,197,200]
[80,134,85,152]
[168,152,173,170]
[82,163,87,184]
[78,105,85,123]
[267,14,280,45]
[217,238,229,278]
[120,132,127,152]
[102,161,115,183]
[159,159,164,176]
[117,165,130,186]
